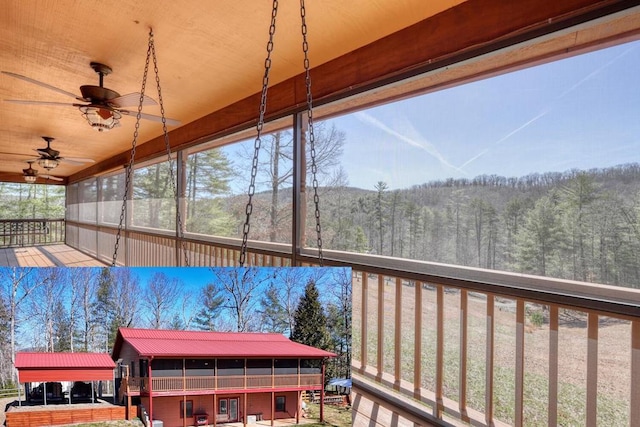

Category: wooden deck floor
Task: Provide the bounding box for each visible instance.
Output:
[0,245,106,267]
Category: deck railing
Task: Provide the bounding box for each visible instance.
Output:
[0,219,65,248]
[67,221,640,426]
[128,374,322,394]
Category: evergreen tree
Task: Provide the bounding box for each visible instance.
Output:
[194,283,225,331]
[290,280,330,351]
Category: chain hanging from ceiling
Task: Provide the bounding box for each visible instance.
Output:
[112,29,190,267]
[239,0,324,267]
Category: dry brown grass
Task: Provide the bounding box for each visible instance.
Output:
[352,275,631,426]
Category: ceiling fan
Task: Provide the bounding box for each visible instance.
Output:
[22,161,63,183]
[2,62,181,132]
[32,136,95,170]
[0,136,95,171]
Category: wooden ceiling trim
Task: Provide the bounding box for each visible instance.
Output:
[69,0,636,184]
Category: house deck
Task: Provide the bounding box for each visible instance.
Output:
[0,245,105,267]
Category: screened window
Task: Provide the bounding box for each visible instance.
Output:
[275,396,286,412]
[151,359,182,377]
[78,178,97,223]
[132,160,176,230]
[274,359,297,375]
[246,359,271,375]
[185,358,214,376]
[311,39,640,288]
[217,359,243,376]
[100,172,125,224]
[185,125,294,243]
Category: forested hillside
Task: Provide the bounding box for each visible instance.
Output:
[0,183,65,219]
[318,163,640,288]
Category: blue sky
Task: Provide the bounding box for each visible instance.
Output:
[332,39,640,190]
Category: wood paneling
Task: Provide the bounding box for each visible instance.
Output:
[68,0,640,183]
[6,405,126,427]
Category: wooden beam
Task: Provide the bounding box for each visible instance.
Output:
[68,0,637,183]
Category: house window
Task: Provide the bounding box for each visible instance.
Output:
[219,398,227,414]
[180,400,193,418]
[275,396,286,412]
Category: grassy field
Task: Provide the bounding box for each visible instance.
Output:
[299,402,352,427]
[352,277,631,426]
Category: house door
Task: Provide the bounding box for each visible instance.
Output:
[229,398,239,422]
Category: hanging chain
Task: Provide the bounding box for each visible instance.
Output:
[112,31,152,267]
[300,0,324,266]
[239,0,279,267]
[150,31,190,267]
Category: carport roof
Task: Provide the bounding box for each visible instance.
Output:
[15,352,115,383]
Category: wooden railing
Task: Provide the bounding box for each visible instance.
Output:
[0,218,65,247]
[128,374,323,393]
[67,222,640,426]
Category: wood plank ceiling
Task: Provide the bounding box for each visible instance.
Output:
[0,0,638,185]
[0,0,464,184]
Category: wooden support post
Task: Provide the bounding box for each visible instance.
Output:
[515,300,525,427]
[320,359,326,422]
[244,393,247,427]
[213,394,217,427]
[414,281,422,400]
[460,289,468,420]
[148,357,154,425]
[549,305,559,426]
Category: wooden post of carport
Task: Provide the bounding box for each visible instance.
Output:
[296,390,300,424]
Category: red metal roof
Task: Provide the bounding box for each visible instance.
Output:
[15,352,115,369]
[113,327,336,359]
[15,352,115,383]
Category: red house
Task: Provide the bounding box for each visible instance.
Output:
[112,327,335,427]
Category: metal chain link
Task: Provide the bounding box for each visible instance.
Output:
[112,31,152,266]
[239,0,279,267]
[150,32,190,267]
[300,0,324,266]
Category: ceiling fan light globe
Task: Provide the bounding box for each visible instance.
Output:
[24,175,37,183]
[79,105,120,132]
[38,158,59,170]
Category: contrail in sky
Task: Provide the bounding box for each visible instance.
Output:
[459,45,635,170]
[459,110,549,169]
[356,111,467,174]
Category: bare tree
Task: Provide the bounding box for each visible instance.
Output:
[211,268,270,332]
[142,272,182,329]
[66,268,96,352]
[0,268,37,383]
[73,268,98,351]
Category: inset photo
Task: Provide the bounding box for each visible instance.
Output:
[0,266,352,427]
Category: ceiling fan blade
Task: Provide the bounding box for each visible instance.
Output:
[60,157,95,165]
[119,109,181,126]
[109,93,157,108]
[0,152,32,158]
[1,71,82,100]
[4,99,78,107]
[39,174,64,182]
